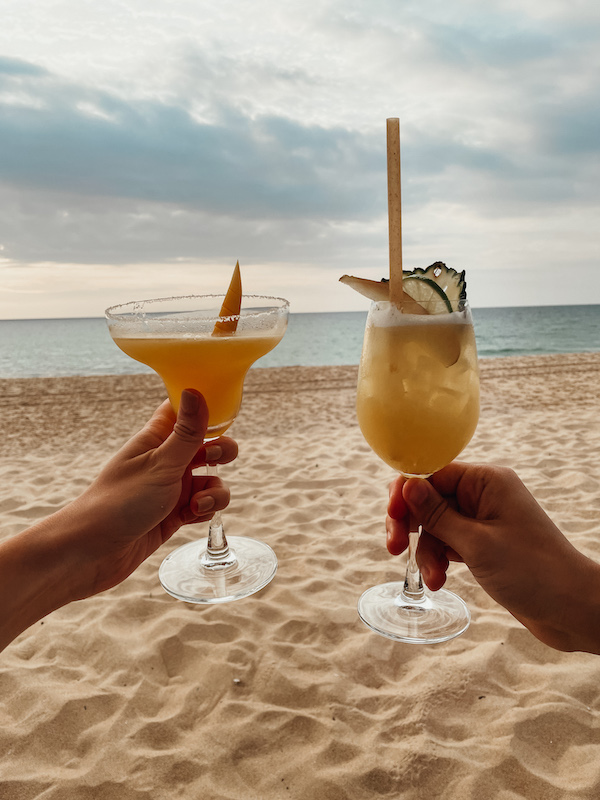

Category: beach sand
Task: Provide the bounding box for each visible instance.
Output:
[1,353,600,799]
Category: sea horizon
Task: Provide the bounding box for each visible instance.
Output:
[1,304,599,379]
[3,300,600,323]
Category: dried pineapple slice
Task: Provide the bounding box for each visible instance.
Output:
[407,262,467,312]
[339,261,467,314]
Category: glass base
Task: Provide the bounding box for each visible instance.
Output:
[158,536,277,604]
[358,581,470,644]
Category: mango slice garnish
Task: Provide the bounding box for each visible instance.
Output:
[213,261,242,335]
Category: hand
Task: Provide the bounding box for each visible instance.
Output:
[386,463,600,654]
[62,388,238,599]
[0,389,238,651]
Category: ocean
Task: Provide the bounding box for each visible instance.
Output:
[0,305,599,379]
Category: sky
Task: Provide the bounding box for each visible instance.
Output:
[0,0,599,318]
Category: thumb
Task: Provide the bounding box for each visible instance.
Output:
[402,478,465,552]
[158,389,209,468]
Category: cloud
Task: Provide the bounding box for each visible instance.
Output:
[0,56,49,77]
[0,56,389,268]
[0,0,599,315]
[0,62,380,216]
[539,100,600,157]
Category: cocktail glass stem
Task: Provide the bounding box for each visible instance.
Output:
[357,522,470,644]
[402,527,424,602]
[200,465,237,569]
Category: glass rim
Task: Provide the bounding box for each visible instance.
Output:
[370,299,471,314]
[105,293,290,321]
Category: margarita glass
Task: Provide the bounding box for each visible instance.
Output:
[105,294,289,604]
[356,298,479,643]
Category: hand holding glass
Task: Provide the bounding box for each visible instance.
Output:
[106,294,289,604]
[356,299,480,643]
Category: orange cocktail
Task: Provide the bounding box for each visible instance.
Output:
[113,331,282,436]
[105,292,289,606]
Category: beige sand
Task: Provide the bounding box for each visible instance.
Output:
[1,354,600,799]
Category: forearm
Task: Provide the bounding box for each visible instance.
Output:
[516,551,600,656]
[554,553,600,655]
[0,511,78,652]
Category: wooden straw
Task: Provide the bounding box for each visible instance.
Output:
[386,118,403,309]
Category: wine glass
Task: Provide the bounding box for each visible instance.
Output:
[105,294,289,604]
[355,298,480,643]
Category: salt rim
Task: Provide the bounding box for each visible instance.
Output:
[106,294,289,337]
[105,294,289,321]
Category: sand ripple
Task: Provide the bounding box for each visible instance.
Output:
[1,355,600,798]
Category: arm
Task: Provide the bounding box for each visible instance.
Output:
[386,463,600,655]
[0,389,237,652]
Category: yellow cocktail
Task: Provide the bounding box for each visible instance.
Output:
[357,307,479,477]
[353,293,480,645]
[344,117,478,644]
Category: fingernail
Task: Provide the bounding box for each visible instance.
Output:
[204,444,222,463]
[194,496,215,514]
[409,479,429,503]
[180,390,199,415]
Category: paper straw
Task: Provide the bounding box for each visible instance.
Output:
[386,118,403,308]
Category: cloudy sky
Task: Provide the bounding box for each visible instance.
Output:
[0,0,599,318]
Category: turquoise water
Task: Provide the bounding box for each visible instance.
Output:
[0,305,599,378]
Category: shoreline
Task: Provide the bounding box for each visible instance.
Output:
[2,352,600,450]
